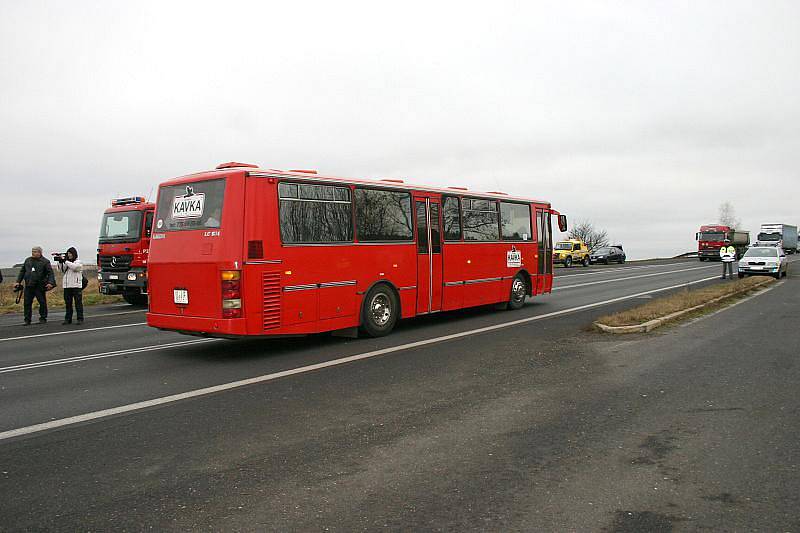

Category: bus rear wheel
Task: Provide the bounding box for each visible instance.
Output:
[361,284,399,337]
[507,274,528,310]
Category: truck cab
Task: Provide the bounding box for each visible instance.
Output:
[696,225,750,261]
[553,239,590,267]
[97,197,155,305]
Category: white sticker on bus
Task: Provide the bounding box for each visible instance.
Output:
[172,192,205,219]
[507,249,522,268]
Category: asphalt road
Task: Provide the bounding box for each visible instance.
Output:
[0,258,797,530]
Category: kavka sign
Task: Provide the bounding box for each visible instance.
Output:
[172,187,205,219]
[507,248,522,268]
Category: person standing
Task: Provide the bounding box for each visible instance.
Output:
[14,246,56,325]
[57,247,84,325]
[719,239,737,279]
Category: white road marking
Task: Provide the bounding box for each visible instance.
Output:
[0,274,719,442]
[554,265,715,290]
[0,309,146,329]
[0,339,217,374]
[0,322,147,343]
[555,261,697,278]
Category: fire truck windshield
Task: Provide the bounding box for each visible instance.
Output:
[99,210,143,243]
[154,178,226,232]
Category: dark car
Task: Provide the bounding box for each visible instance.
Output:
[589,246,626,264]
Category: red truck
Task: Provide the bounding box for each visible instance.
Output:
[97,197,155,304]
[696,225,750,261]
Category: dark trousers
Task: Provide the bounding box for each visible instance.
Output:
[721,261,734,279]
[64,288,84,322]
[23,286,47,322]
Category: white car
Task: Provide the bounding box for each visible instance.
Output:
[738,246,788,279]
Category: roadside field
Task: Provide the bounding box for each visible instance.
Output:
[0,276,122,314]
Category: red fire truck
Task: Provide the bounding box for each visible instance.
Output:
[146,163,567,338]
[696,224,750,261]
[97,197,155,304]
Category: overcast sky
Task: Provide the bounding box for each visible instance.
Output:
[1,1,798,266]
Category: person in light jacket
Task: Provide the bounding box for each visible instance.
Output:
[719,239,737,279]
[57,247,84,324]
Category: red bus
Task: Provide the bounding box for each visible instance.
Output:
[146,163,567,338]
[97,197,155,305]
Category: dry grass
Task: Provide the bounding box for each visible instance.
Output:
[596,276,775,327]
[0,275,123,314]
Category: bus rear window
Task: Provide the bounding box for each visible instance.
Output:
[155,179,226,231]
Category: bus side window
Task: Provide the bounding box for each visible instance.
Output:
[442,196,462,241]
[462,198,500,241]
[278,182,353,243]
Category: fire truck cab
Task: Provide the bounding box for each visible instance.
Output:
[97,197,155,305]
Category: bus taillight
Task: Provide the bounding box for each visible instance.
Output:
[221,270,242,318]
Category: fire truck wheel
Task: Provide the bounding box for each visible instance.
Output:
[361,284,399,337]
[507,274,528,310]
[123,293,148,306]
[563,256,572,268]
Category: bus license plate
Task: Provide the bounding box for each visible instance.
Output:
[174,289,189,304]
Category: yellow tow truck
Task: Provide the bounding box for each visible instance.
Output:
[553,239,590,267]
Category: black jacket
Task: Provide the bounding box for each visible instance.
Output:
[16,256,56,288]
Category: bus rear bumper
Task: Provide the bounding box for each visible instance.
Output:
[146,312,249,337]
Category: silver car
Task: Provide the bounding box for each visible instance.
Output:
[738,246,788,279]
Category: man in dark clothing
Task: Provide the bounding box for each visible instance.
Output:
[14,246,56,325]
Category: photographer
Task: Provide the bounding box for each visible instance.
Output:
[14,246,56,325]
[55,247,84,325]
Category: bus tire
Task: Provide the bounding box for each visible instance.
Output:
[564,256,572,268]
[507,274,528,310]
[361,284,399,337]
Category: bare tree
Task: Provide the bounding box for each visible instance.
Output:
[718,201,741,229]
[568,219,609,251]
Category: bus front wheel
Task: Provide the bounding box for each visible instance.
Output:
[507,274,528,310]
[361,284,399,337]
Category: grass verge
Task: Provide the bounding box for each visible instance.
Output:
[595,275,775,328]
[0,277,123,314]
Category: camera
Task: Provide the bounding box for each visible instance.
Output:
[52,252,68,262]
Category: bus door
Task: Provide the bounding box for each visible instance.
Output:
[535,208,553,292]
[415,196,443,314]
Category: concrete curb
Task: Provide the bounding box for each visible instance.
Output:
[594,278,774,334]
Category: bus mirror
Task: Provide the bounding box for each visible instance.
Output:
[558,214,568,233]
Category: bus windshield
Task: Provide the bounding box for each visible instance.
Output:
[155,178,226,232]
[99,210,143,243]
[758,232,780,241]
